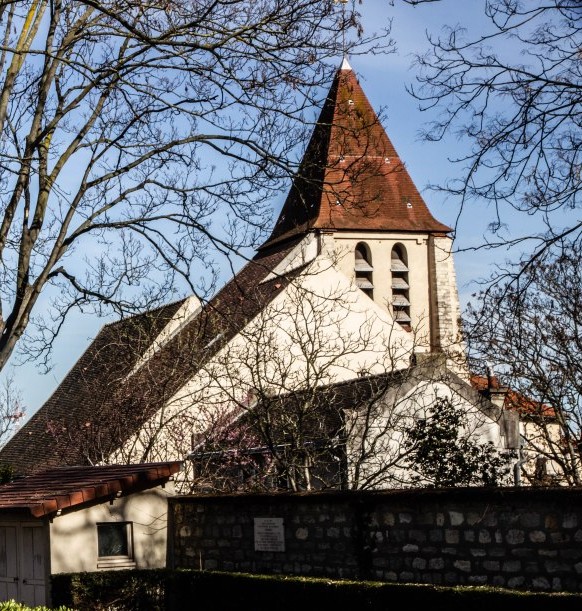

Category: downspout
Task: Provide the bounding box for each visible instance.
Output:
[513,439,527,486]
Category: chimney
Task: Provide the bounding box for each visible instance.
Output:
[485,363,508,409]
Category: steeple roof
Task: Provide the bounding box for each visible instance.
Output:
[261,62,450,250]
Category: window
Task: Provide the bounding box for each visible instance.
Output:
[391,244,411,328]
[354,243,373,299]
[97,522,135,568]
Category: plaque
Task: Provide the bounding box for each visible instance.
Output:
[254,517,285,552]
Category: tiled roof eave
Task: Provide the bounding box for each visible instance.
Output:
[260,224,452,252]
[0,462,182,518]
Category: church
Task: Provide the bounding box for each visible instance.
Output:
[0,60,520,490]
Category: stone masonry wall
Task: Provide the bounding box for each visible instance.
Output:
[169,487,582,593]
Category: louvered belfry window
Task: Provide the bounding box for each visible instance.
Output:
[354,243,374,299]
[391,244,411,327]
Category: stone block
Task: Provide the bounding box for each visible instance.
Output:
[529,530,546,543]
[469,548,486,557]
[429,557,445,570]
[532,576,551,590]
[449,511,464,526]
[563,514,577,529]
[429,529,443,543]
[412,557,427,570]
[409,529,426,543]
[418,512,435,526]
[519,513,540,528]
[502,560,521,573]
[550,532,570,544]
[506,530,525,545]
[511,548,534,558]
[538,549,558,557]
[483,560,500,571]
[545,514,559,530]
[560,548,582,560]
[545,560,570,573]
[466,512,483,526]
[295,527,309,540]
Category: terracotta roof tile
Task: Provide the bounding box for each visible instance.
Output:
[0,462,181,518]
[261,64,450,249]
[470,375,555,418]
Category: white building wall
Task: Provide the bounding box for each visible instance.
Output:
[347,374,506,490]
[115,250,419,467]
[49,485,173,574]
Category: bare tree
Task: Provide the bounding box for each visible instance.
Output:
[178,273,515,493]
[19,247,516,491]
[404,1,582,279]
[466,237,582,486]
[0,374,25,449]
[0,0,392,373]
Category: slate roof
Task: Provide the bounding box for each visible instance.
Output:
[0,461,181,518]
[193,371,395,452]
[0,300,186,474]
[261,61,450,250]
[0,240,304,475]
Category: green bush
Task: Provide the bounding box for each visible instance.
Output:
[0,601,73,611]
[51,569,582,611]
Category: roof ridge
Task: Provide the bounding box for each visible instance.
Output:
[102,296,189,329]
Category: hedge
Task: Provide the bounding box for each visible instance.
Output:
[0,602,72,611]
[51,569,582,611]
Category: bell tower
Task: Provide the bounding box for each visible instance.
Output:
[260,60,466,371]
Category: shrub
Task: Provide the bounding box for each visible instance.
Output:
[0,600,73,611]
[51,569,582,611]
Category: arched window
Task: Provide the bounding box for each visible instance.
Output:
[391,244,411,327]
[354,243,373,299]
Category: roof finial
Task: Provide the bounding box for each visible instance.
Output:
[341,56,352,71]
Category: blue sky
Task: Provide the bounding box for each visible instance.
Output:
[10,1,523,417]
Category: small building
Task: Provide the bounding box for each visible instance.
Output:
[0,461,181,607]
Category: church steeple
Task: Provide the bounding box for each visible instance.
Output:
[261,61,450,250]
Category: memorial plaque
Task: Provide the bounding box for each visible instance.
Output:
[254,517,285,552]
